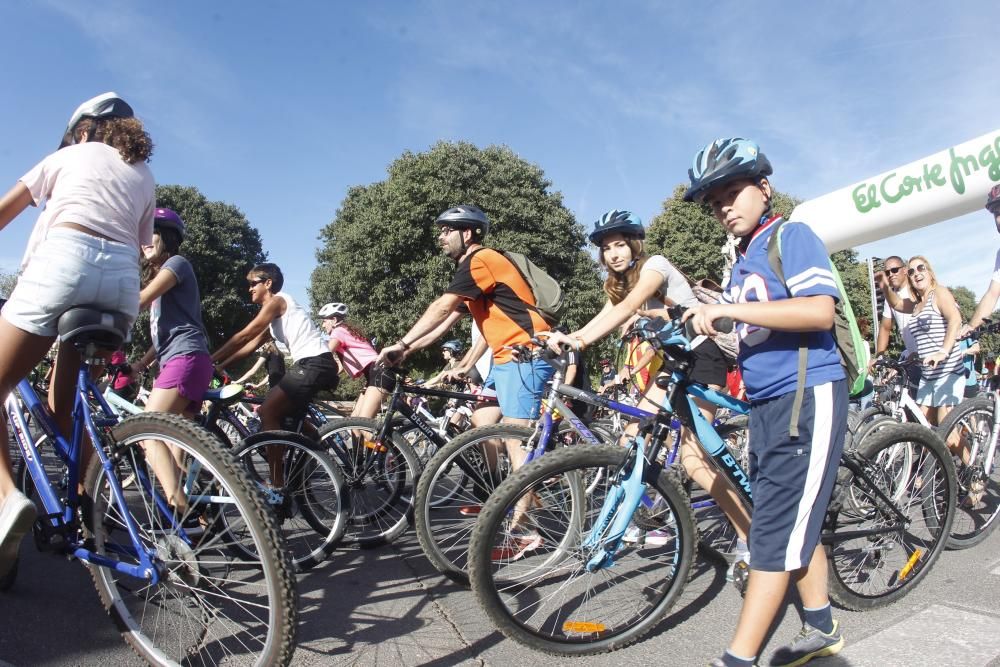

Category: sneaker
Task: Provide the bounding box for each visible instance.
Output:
[458,505,482,516]
[622,524,644,543]
[769,620,844,666]
[0,491,37,578]
[727,539,751,582]
[644,528,674,546]
[491,529,544,562]
[961,478,986,508]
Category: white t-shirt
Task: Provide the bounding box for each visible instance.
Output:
[19,143,155,268]
[640,255,699,311]
[470,319,493,380]
[881,284,917,355]
[269,292,328,362]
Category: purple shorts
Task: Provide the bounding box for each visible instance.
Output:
[153,353,214,411]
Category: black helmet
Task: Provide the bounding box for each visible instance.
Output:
[60,92,135,149]
[435,204,490,237]
[589,209,645,246]
[684,137,773,203]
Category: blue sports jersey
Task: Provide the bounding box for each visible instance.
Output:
[722,216,845,400]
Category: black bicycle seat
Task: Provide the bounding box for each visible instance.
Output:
[57,307,130,350]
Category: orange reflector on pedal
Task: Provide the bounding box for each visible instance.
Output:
[562,621,606,634]
[898,548,923,580]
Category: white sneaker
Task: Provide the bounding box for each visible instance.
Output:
[622,524,644,543]
[0,490,37,578]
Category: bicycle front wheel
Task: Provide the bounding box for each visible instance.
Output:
[319,418,420,547]
[936,395,1000,548]
[468,445,696,656]
[85,413,297,666]
[233,431,348,570]
[825,423,955,610]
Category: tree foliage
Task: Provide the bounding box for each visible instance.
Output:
[0,268,17,299]
[310,141,605,373]
[131,185,267,353]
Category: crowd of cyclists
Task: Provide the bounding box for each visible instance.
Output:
[1,92,999,667]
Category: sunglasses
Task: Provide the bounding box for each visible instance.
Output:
[883,266,904,276]
[907,264,927,276]
[248,278,268,287]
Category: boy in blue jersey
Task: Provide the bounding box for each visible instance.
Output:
[683,138,848,667]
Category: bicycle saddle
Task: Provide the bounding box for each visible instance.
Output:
[57,307,130,350]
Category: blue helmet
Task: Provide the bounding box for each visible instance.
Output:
[684,137,773,203]
[588,209,644,246]
[441,339,463,354]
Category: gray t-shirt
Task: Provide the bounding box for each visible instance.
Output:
[641,255,699,310]
[150,255,209,363]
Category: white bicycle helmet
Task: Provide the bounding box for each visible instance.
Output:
[318,302,348,318]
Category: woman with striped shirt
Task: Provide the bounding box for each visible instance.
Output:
[879,255,964,427]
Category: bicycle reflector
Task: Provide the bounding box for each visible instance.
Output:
[898,548,923,581]
[562,621,607,635]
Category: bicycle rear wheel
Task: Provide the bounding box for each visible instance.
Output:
[936,396,1000,548]
[318,418,420,547]
[85,413,297,666]
[232,431,348,570]
[825,423,955,610]
[468,444,695,655]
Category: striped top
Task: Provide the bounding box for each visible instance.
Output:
[906,290,963,381]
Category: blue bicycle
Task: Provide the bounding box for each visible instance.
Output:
[468,308,956,655]
[5,307,297,666]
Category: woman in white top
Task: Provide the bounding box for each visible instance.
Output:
[212,262,339,436]
[0,93,155,578]
[546,210,751,555]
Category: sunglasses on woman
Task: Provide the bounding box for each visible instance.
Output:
[907,264,927,276]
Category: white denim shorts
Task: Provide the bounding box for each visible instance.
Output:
[2,227,140,337]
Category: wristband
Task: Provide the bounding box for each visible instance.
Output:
[398,339,411,351]
[573,336,586,351]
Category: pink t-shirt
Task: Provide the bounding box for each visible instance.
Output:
[329,326,378,378]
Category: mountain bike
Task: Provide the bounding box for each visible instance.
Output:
[467,308,956,655]
[4,306,297,665]
[935,320,1000,548]
[314,371,465,547]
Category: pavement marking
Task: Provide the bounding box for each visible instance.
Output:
[839,604,1000,666]
[991,558,1000,576]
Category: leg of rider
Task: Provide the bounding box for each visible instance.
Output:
[729,569,791,657]
[0,321,55,498]
[141,386,195,511]
[471,403,502,469]
[680,394,751,541]
[259,386,294,487]
[354,385,386,420]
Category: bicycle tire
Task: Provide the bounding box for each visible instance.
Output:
[232,430,348,570]
[694,415,749,562]
[825,423,955,611]
[850,410,897,451]
[209,413,247,447]
[318,417,420,547]
[414,424,531,582]
[468,444,696,655]
[85,413,297,666]
[936,395,1000,549]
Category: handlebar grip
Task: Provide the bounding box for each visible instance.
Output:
[684,316,733,339]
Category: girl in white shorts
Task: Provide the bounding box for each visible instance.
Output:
[0,93,155,578]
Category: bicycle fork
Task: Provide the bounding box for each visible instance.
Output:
[581,440,649,572]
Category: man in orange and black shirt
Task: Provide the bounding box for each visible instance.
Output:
[377,204,554,434]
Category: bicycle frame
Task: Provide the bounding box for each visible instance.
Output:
[8,367,162,582]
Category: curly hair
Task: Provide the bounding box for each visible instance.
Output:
[599,236,661,305]
[332,318,372,345]
[73,116,153,164]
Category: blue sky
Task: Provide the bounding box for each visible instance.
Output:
[2,1,998,316]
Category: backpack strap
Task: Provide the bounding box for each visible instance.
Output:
[766,219,808,439]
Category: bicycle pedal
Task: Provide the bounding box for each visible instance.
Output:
[33,512,71,552]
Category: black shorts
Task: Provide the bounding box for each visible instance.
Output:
[363,363,397,391]
[688,338,728,387]
[277,353,339,411]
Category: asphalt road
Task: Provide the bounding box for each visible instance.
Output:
[3,513,1000,667]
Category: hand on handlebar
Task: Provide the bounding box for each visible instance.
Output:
[376,344,407,368]
[681,303,729,337]
[537,330,575,354]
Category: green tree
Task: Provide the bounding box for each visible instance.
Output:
[0,268,17,299]
[131,185,267,354]
[311,141,605,374]
[950,286,977,322]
